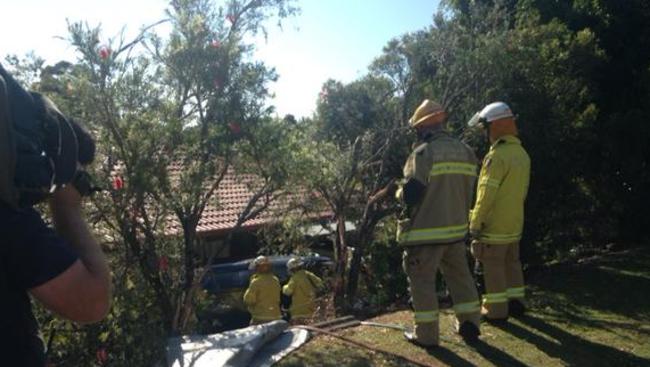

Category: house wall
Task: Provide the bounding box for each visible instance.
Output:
[198,237,230,263]
[198,231,260,264]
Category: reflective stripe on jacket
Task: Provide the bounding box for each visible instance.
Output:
[397,131,478,246]
[470,135,530,244]
[243,273,282,321]
[282,270,323,318]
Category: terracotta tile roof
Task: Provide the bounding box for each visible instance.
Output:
[163,163,331,236]
[111,160,331,237]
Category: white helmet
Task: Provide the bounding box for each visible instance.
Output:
[287,257,303,271]
[249,255,271,270]
[467,102,514,127]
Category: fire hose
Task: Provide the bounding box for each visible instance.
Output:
[292,324,439,367]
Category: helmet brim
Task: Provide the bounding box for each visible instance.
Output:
[410,110,447,128]
[467,112,482,128]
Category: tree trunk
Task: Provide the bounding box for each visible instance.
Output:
[142,258,175,332]
[345,209,383,305]
[182,218,198,290]
[345,241,364,303]
[173,216,199,333]
[345,221,373,304]
[333,216,348,311]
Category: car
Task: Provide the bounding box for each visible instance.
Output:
[201,254,333,295]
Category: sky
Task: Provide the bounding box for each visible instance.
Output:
[0,0,440,118]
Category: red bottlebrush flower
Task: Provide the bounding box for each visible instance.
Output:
[226,14,235,24]
[210,39,221,49]
[98,46,111,60]
[158,256,169,272]
[229,122,241,134]
[96,348,108,365]
[112,176,124,190]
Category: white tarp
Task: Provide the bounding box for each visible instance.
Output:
[167,320,310,367]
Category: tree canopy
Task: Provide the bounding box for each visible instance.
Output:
[3,0,649,364]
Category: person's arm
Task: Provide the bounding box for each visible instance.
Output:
[368,179,397,205]
[282,276,295,296]
[469,155,506,236]
[244,279,257,306]
[308,272,324,290]
[29,186,110,324]
[402,144,430,208]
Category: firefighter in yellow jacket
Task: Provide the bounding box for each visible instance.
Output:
[467,102,531,321]
[371,99,481,347]
[282,257,323,321]
[243,256,282,325]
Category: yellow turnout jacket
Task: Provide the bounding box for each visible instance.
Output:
[470,135,531,244]
[282,270,323,318]
[243,273,282,322]
[396,130,478,246]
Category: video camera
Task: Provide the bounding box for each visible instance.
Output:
[0,63,97,208]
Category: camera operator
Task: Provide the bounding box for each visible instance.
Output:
[0,64,111,366]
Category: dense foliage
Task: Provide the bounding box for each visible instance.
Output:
[290,0,650,311]
[8,0,298,365]
[3,0,649,365]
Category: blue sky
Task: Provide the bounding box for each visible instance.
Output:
[1,0,440,117]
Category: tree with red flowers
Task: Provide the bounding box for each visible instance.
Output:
[21,0,299,364]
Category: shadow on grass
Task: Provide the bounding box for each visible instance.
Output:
[427,346,476,367]
[468,340,528,367]
[280,350,375,367]
[427,342,527,367]
[530,249,650,322]
[281,345,419,367]
[497,315,650,367]
[534,312,650,340]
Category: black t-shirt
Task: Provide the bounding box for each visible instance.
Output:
[0,204,78,366]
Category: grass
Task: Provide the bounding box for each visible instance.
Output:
[278,247,650,366]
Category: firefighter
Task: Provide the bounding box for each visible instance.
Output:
[467,102,531,322]
[243,256,282,325]
[282,257,323,321]
[371,99,481,347]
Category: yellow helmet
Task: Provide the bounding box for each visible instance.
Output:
[409,99,447,129]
